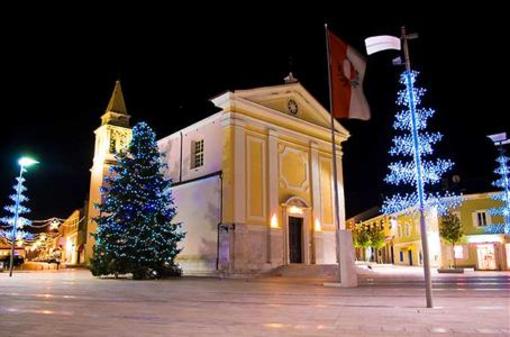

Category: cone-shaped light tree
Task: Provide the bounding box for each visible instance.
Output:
[486,146,510,234]
[382,70,459,215]
[0,176,33,246]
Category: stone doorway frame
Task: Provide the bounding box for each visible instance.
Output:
[281,196,311,265]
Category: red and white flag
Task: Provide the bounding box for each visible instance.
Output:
[327,31,370,120]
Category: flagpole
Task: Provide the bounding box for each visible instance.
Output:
[324,23,342,283]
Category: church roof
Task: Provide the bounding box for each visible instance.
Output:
[105,80,128,114]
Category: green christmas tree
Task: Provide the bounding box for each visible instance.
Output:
[91,122,185,279]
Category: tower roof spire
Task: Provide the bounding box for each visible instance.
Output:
[105,80,128,115]
[101,80,130,127]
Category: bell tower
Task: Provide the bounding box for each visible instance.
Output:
[84,81,132,263]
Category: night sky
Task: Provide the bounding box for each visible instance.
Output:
[1,6,507,221]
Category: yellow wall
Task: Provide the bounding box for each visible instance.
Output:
[246,132,267,225]
[451,194,504,234]
[85,124,131,263]
[319,156,333,230]
[279,142,311,206]
[221,126,235,223]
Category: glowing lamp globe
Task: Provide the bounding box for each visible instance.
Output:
[18,157,39,167]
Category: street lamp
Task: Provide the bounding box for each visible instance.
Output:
[8,156,39,277]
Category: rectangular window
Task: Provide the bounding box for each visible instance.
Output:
[454,245,464,259]
[475,211,488,227]
[191,139,204,169]
[399,251,403,262]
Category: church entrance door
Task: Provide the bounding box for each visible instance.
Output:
[289,216,303,263]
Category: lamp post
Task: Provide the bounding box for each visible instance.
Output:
[8,157,39,277]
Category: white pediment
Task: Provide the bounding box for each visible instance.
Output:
[223,82,349,135]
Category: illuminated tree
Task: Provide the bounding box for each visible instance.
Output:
[91,122,185,279]
[486,147,510,234]
[382,71,459,215]
[0,176,33,247]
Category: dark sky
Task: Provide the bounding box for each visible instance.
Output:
[1,5,508,221]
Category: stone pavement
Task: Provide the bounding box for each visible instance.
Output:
[0,268,509,337]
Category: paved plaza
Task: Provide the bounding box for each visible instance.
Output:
[1,266,509,337]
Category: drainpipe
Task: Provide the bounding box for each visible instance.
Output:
[179,132,183,183]
[216,172,223,271]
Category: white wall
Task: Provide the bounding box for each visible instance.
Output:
[158,112,223,183]
[172,175,221,275]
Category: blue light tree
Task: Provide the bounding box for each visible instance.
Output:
[91,122,185,279]
[486,147,510,234]
[382,70,459,216]
[0,176,34,248]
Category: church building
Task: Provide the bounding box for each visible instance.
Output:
[85,77,353,276]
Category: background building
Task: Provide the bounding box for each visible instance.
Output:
[351,192,510,270]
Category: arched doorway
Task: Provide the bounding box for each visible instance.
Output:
[281,196,311,264]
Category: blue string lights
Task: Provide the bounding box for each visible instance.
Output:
[383,71,460,216]
[0,176,34,245]
[91,122,185,279]
[486,149,510,234]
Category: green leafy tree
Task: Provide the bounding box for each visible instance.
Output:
[352,224,371,261]
[439,211,463,268]
[91,122,185,279]
[369,227,386,263]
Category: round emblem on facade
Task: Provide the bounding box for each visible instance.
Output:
[287,99,298,115]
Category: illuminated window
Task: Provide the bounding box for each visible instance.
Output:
[191,140,204,169]
[454,245,464,259]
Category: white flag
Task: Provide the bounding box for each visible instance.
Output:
[365,35,401,55]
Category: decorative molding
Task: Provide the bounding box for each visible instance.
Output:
[233,124,246,223]
[282,207,311,265]
[319,155,334,229]
[334,155,347,230]
[281,196,310,208]
[268,129,279,218]
[214,95,349,144]
[278,145,310,192]
[213,82,350,138]
[310,141,321,234]
[246,135,267,222]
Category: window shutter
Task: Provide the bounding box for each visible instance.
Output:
[472,212,478,227]
[190,140,196,169]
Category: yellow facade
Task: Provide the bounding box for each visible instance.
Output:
[211,82,352,272]
[85,80,354,274]
[60,210,81,265]
[443,193,509,270]
[352,192,510,270]
[347,212,393,263]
